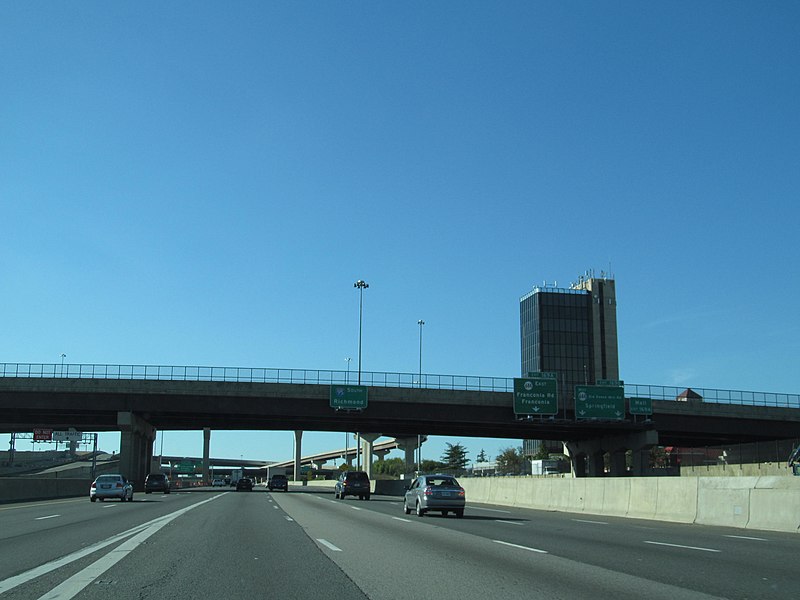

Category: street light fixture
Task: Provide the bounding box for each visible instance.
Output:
[345,357,352,384]
[353,280,369,385]
[60,353,66,377]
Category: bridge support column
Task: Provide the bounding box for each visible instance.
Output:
[293,430,303,481]
[202,428,211,484]
[566,430,658,477]
[396,436,423,477]
[373,448,390,461]
[358,433,381,479]
[117,412,155,490]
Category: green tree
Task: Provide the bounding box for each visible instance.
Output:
[477,449,489,462]
[419,459,445,473]
[495,446,524,474]
[371,458,406,478]
[441,442,469,471]
[532,444,551,460]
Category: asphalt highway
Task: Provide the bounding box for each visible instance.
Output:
[1,486,797,599]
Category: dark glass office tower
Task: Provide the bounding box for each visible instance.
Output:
[519,275,619,409]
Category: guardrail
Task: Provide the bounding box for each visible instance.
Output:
[0,363,512,392]
[1,363,798,408]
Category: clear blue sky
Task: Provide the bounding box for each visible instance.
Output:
[3,2,799,465]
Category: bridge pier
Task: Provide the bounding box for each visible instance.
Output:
[396,436,423,476]
[202,428,211,484]
[293,430,303,481]
[566,430,658,477]
[117,412,156,490]
[358,433,381,479]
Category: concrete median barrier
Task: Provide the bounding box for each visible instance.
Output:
[0,478,91,503]
[695,477,752,529]
[653,477,698,524]
[458,476,800,533]
[746,477,800,533]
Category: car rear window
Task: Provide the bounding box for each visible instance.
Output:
[148,474,166,481]
[97,476,120,483]
[272,475,287,480]
[347,472,369,481]
[426,477,459,487]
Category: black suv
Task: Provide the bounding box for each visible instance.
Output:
[268,474,288,492]
[144,473,170,494]
[236,477,253,492]
[334,471,370,500]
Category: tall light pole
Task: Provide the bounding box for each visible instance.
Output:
[344,358,351,467]
[60,353,66,377]
[417,319,425,473]
[354,280,369,385]
[417,320,425,388]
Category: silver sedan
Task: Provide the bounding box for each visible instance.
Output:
[90,474,134,502]
[404,474,465,518]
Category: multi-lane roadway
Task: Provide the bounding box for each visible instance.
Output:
[1,485,797,599]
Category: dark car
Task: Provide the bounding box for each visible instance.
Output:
[144,472,171,494]
[236,477,253,491]
[268,474,288,492]
[404,474,465,517]
[334,470,370,500]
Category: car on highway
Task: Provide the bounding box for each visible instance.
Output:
[211,478,226,487]
[144,472,171,494]
[268,474,288,491]
[90,474,134,502]
[235,477,254,491]
[404,474,465,517]
[334,470,370,500]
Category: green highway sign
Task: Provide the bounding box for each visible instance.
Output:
[174,459,200,474]
[575,385,625,420]
[597,379,624,387]
[527,371,557,380]
[629,396,653,415]
[514,376,558,416]
[330,385,368,410]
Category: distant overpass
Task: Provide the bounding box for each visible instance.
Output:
[1,362,799,484]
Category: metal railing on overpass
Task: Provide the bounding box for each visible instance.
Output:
[0,362,511,392]
[1,363,798,409]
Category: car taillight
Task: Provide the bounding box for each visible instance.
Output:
[424,486,433,496]
[116,482,123,488]
[458,488,465,497]
[91,482,96,489]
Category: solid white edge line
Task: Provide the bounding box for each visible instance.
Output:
[284,517,294,522]
[34,515,61,521]
[469,506,512,514]
[495,520,523,526]
[494,540,547,554]
[644,541,721,553]
[0,493,226,596]
[571,519,609,525]
[392,517,411,523]
[317,539,342,552]
[723,535,768,541]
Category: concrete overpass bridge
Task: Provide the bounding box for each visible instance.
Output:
[2,363,799,486]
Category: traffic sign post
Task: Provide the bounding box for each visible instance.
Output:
[330,385,368,410]
[629,397,653,416]
[52,430,83,443]
[33,428,53,441]
[514,374,558,416]
[575,385,625,420]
